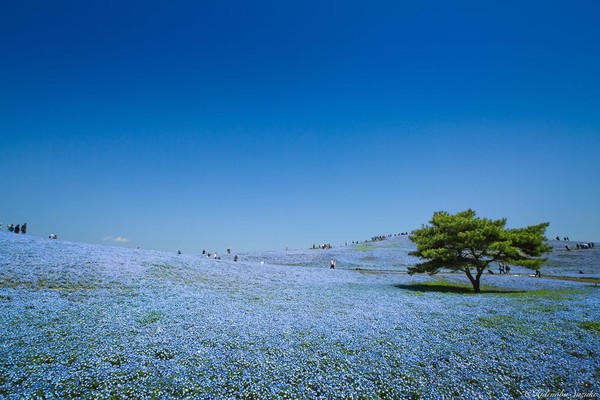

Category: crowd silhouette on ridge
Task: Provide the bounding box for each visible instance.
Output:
[1,222,27,234]
[311,232,410,251]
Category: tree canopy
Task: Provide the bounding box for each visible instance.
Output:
[409,210,551,292]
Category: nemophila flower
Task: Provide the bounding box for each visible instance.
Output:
[0,232,598,398]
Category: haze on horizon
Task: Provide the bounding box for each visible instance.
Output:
[1,1,599,253]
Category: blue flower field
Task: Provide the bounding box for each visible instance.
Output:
[1,232,598,399]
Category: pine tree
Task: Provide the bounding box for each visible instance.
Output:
[409,209,551,292]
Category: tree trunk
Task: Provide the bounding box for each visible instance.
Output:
[472,278,481,293]
[473,266,484,293]
[464,267,482,293]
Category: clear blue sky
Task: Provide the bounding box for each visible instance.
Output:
[1,1,599,253]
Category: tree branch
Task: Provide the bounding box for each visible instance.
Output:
[464,267,475,284]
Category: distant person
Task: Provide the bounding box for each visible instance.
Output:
[21,223,27,234]
[234,255,238,262]
[177,250,181,255]
[505,264,511,274]
[202,250,206,255]
[565,245,570,251]
[8,224,14,232]
[330,259,336,269]
[0,222,2,230]
[227,248,231,254]
[14,224,20,234]
[534,270,541,278]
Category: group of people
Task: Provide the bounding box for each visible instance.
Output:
[367,233,405,243]
[312,232,410,250]
[200,250,222,259]
[487,263,512,275]
[565,242,595,251]
[1,222,27,234]
[199,249,238,261]
[498,263,511,275]
[553,235,597,251]
[175,249,240,262]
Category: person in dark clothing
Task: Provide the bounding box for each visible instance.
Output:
[14,224,20,234]
[21,223,27,234]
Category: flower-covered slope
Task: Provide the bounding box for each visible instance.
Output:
[249,235,599,278]
[0,233,598,399]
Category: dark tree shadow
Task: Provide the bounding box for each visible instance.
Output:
[393,283,525,294]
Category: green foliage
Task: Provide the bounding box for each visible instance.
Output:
[409,210,551,292]
[578,321,600,334]
[353,245,374,251]
[139,311,163,326]
[477,315,531,335]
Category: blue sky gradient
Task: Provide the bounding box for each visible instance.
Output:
[1,1,599,252]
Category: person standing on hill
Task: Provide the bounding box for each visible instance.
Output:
[14,224,20,234]
[21,223,27,234]
[330,259,336,269]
